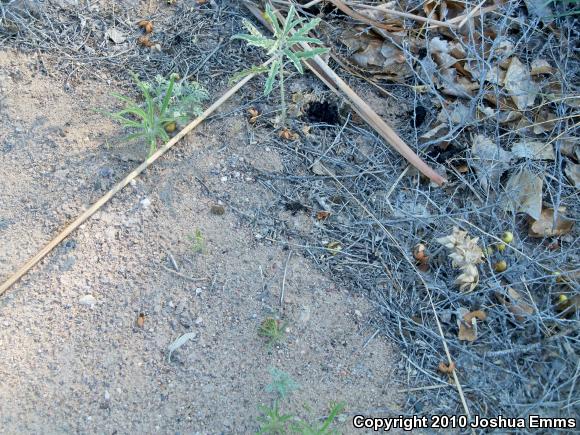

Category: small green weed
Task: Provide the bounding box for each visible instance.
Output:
[257,402,293,435]
[256,368,345,435]
[258,317,286,345]
[189,229,205,254]
[149,74,209,122]
[266,367,299,400]
[291,402,345,435]
[232,4,328,124]
[106,73,207,157]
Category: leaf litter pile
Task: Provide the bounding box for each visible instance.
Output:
[2,0,579,424]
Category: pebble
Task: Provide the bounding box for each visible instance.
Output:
[79,294,97,307]
[220,176,228,182]
[140,197,151,208]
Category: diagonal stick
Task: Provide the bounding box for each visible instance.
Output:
[0,66,266,297]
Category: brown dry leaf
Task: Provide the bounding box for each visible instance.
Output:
[529,208,574,237]
[501,169,543,220]
[530,59,554,76]
[457,309,486,342]
[503,57,539,110]
[137,19,153,34]
[137,35,154,47]
[340,29,411,80]
[438,361,456,374]
[496,287,535,321]
[316,210,331,221]
[413,243,428,264]
[279,128,299,141]
[560,138,579,160]
[533,110,557,135]
[247,107,259,125]
[136,312,145,328]
[565,162,580,189]
[511,140,555,160]
[471,135,513,190]
[424,0,465,21]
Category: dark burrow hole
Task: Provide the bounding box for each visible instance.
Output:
[409,105,427,128]
[305,100,340,126]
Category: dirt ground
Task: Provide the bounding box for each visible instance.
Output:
[0,47,401,433]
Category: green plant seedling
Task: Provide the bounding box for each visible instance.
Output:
[106,73,208,157]
[149,74,209,122]
[258,317,287,346]
[291,402,345,435]
[257,402,293,435]
[266,367,299,400]
[189,228,205,254]
[232,4,328,124]
[108,73,178,157]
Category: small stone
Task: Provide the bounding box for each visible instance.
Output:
[195,288,202,296]
[140,197,151,208]
[354,310,362,318]
[210,205,225,215]
[195,316,203,326]
[220,176,228,182]
[129,180,137,187]
[79,295,97,307]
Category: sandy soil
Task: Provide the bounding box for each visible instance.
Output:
[0,49,401,434]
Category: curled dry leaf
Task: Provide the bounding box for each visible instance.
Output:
[438,361,456,374]
[413,243,428,264]
[316,210,331,221]
[137,19,153,34]
[503,57,539,110]
[457,309,486,342]
[496,287,535,321]
[137,35,154,47]
[413,243,429,271]
[501,169,543,220]
[247,107,259,125]
[529,208,574,237]
[279,128,299,141]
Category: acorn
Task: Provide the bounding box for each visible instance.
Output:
[164,121,177,133]
[501,231,514,244]
[494,260,507,272]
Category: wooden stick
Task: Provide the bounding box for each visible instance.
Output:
[0,68,263,297]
